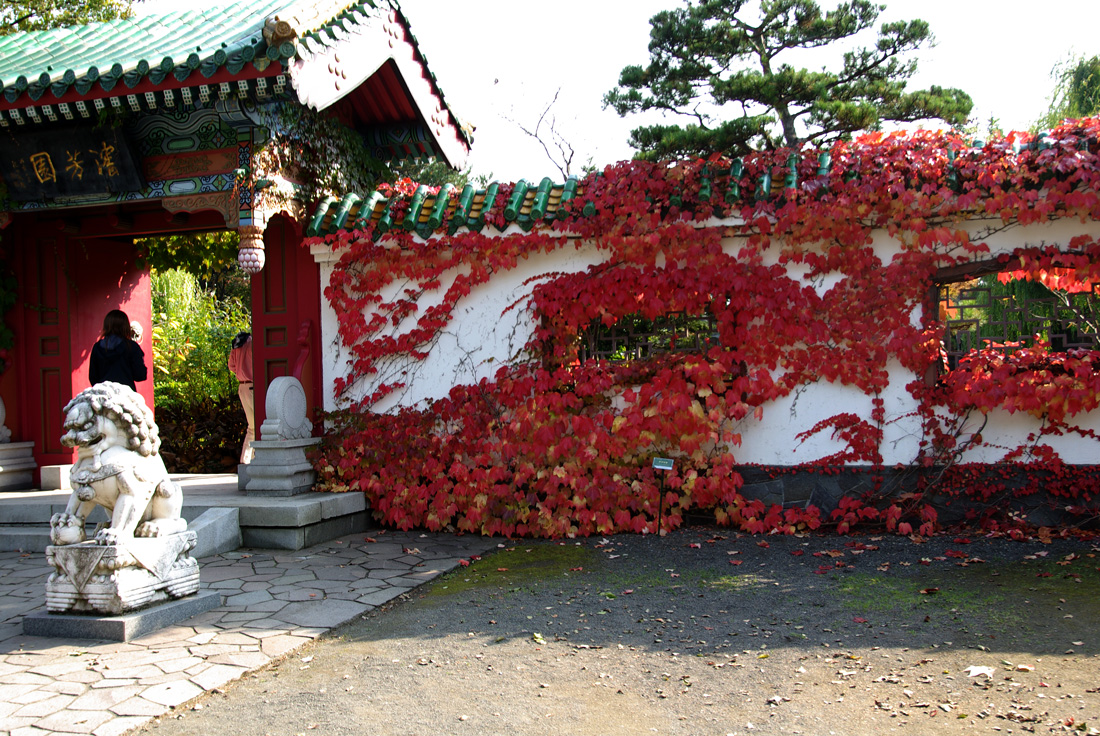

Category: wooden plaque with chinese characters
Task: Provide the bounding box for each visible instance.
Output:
[0,126,144,201]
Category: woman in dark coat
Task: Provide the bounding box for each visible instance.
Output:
[89,309,147,391]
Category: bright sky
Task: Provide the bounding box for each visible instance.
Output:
[138,0,1100,183]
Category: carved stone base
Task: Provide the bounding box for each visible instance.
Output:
[45,532,200,615]
[244,437,320,497]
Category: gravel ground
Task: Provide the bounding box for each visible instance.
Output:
[136,527,1100,736]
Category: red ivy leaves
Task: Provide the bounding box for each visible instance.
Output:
[311,120,1100,538]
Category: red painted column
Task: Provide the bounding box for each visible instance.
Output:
[10,223,73,467]
[250,214,322,433]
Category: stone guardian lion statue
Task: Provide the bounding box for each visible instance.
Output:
[50,382,186,546]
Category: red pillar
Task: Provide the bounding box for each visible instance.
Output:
[250,214,323,433]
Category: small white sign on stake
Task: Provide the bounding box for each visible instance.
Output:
[652,457,674,471]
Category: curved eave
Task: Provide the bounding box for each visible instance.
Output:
[288,3,470,169]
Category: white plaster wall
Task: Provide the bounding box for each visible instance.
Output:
[312,216,1100,466]
[313,234,605,413]
[949,408,1100,465]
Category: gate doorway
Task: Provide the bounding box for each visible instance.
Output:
[3,204,322,484]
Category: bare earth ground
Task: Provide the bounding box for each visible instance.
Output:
[135,528,1100,736]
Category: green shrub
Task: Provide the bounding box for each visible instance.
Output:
[152,269,250,411]
[156,394,247,472]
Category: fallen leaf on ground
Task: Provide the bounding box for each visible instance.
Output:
[965,666,995,678]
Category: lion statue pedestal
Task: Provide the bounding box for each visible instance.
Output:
[46,533,199,615]
[44,382,200,615]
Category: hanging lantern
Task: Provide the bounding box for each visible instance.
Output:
[237,225,265,274]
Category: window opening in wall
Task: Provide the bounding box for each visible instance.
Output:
[939,270,1100,370]
[578,311,720,363]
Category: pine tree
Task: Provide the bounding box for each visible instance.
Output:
[605,0,973,160]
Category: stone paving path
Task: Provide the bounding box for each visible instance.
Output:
[0,530,497,736]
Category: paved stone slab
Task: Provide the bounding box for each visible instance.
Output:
[92,715,153,736]
[12,693,74,717]
[221,590,273,606]
[269,599,368,629]
[0,715,37,731]
[208,651,270,669]
[42,681,87,696]
[152,656,204,675]
[190,663,247,691]
[68,685,144,711]
[140,679,204,708]
[356,589,406,607]
[108,697,165,717]
[32,707,114,733]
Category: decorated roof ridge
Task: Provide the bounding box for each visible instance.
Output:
[387,2,471,147]
[0,0,384,108]
[307,120,1100,240]
[307,175,585,238]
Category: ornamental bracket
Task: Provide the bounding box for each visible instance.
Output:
[236,198,305,274]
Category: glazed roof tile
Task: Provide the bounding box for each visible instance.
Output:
[0,0,470,154]
[308,176,586,238]
[0,0,299,103]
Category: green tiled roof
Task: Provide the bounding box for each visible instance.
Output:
[308,176,588,238]
[0,0,470,162]
[0,0,463,115]
[0,0,302,104]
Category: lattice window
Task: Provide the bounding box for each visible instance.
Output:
[578,312,719,363]
[939,273,1100,368]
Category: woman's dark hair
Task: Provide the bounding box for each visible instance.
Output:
[231,332,251,350]
[101,309,133,340]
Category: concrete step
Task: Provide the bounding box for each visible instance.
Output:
[0,525,56,553]
[0,475,371,552]
[1,508,242,557]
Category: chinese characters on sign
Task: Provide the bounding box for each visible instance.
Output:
[0,127,143,201]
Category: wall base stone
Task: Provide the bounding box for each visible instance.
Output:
[735,464,1100,527]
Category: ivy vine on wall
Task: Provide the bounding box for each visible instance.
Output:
[310,119,1100,539]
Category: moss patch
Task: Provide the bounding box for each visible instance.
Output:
[425,543,598,598]
[835,554,1100,646]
